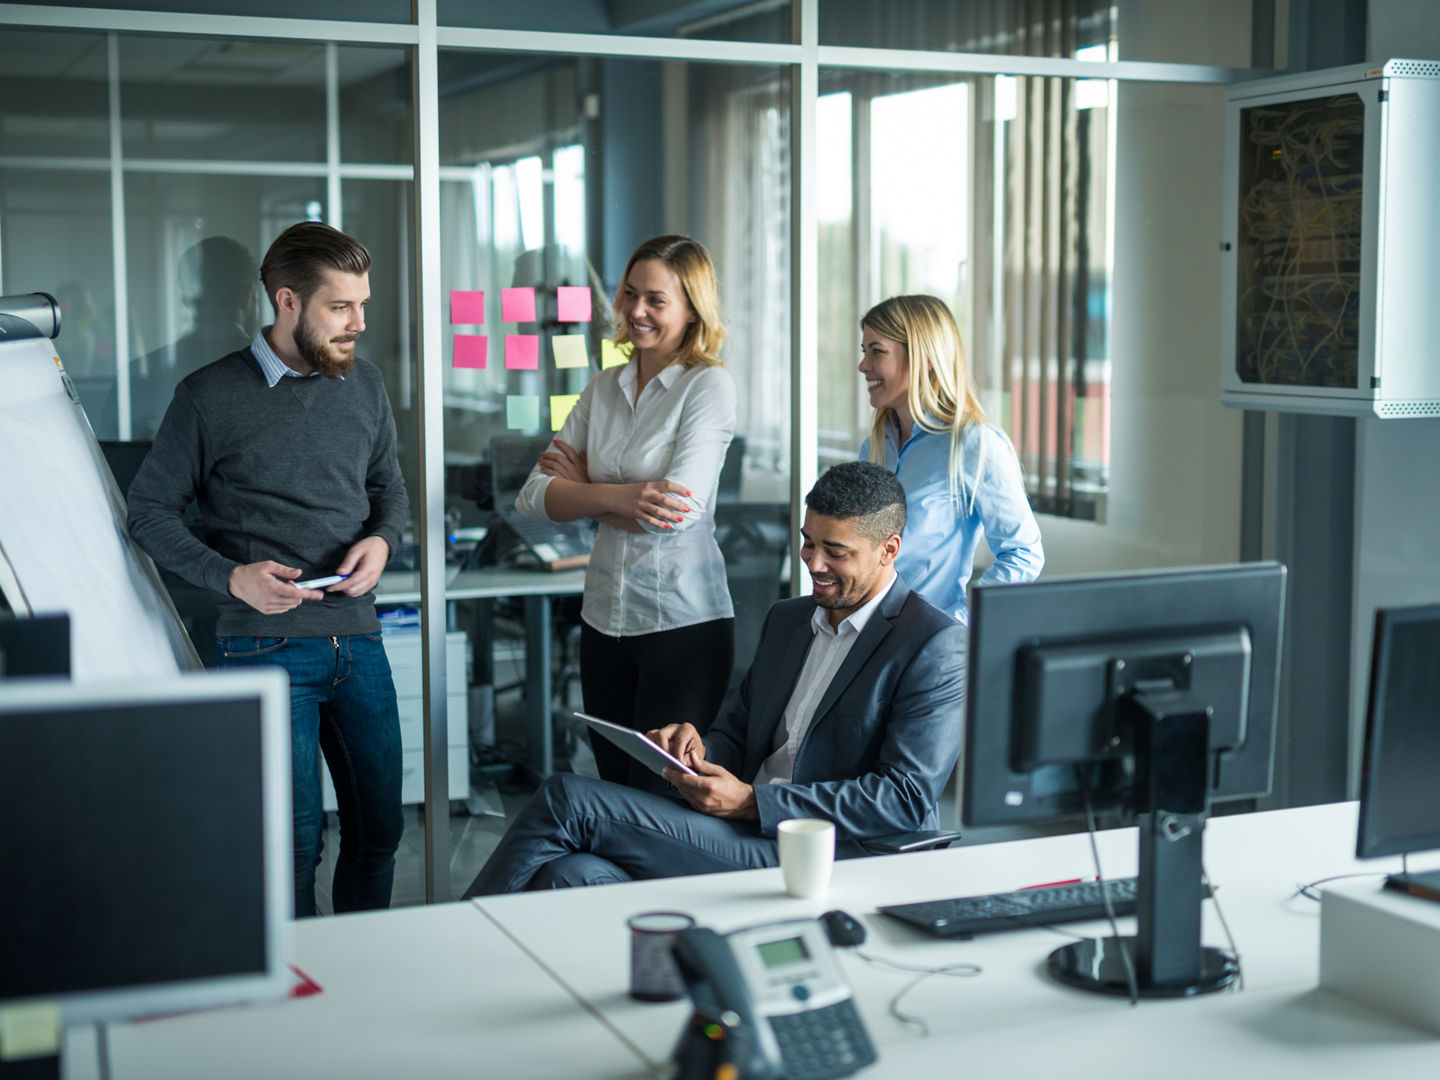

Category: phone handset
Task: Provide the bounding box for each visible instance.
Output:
[671,927,781,1080]
[669,921,876,1080]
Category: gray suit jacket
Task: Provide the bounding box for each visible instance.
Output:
[703,576,966,851]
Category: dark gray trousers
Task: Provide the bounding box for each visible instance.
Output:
[462,772,781,896]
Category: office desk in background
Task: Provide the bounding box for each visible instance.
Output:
[375,567,585,783]
[81,802,1440,1079]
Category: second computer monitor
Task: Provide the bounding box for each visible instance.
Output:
[1356,603,1440,860]
[0,670,293,1024]
[963,562,1287,829]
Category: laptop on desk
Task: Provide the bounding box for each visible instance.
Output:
[487,435,594,571]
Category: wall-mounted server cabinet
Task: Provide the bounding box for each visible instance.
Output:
[1222,59,1440,417]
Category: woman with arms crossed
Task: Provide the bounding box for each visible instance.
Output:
[517,235,736,789]
[858,294,1043,624]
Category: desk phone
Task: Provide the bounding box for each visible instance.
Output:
[670,919,876,1080]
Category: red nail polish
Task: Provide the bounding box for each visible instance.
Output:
[665,524,673,530]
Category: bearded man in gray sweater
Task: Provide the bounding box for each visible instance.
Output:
[128,222,410,918]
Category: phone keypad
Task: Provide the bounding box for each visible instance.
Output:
[771,999,876,1079]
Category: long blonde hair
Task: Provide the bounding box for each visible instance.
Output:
[611,235,725,368]
[862,294,991,513]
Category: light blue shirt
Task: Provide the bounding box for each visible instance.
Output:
[861,417,1043,624]
[250,326,344,388]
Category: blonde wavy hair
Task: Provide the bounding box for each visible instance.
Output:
[862,294,995,513]
[611,235,725,368]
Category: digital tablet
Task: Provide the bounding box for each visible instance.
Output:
[576,712,699,777]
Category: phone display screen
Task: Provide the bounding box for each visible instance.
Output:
[756,936,810,969]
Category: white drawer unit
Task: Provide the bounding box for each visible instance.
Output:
[322,631,470,811]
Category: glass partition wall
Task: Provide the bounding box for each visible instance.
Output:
[0,0,1259,903]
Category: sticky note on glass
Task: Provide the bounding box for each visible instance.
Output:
[453,334,487,369]
[501,287,536,323]
[556,286,592,323]
[507,395,540,430]
[550,394,580,431]
[505,334,539,370]
[450,290,484,324]
[0,1001,61,1059]
[552,334,589,370]
[601,339,632,369]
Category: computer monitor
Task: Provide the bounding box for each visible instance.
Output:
[0,670,293,1029]
[964,562,1287,998]
[490,434,551,506]
[1356,604,1440,895]
[0,613,70,678]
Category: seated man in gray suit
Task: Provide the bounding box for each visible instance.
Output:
[463,461,966,896]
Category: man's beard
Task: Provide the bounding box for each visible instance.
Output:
[296,312,356,379]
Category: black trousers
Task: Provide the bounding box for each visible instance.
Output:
[580,617,735,792]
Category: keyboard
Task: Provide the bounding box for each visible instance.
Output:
[879,877,1141,938]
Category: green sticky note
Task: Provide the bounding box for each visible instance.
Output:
[552,334,589,370]
[506,395,540,431]
[550,394,580,431]
[601,338,632,370]
[0,1002,60,1060]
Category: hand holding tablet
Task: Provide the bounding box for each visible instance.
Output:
[577,712,699,777]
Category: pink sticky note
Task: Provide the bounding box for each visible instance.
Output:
[501,287,536,323]
[556,286,592,323]
[505,334,539,370]
[450,290,484,324]
[453,334,487,369]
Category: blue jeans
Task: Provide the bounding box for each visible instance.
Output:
[217,633,404,918]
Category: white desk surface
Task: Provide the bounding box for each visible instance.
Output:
[76,804,1440,1080]
[474,801,1440,1078]
[80,902,649,1080]
[376,566,586,604]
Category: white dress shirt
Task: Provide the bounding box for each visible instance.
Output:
[516,358,737,637]
[754,573,898,785]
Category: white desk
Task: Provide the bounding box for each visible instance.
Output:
[88,804,1440,1079]
[70,903,649,1080]
[375,567,586,781]
[473,801,1440,1077]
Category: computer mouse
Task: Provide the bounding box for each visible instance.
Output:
[821,909,867,948]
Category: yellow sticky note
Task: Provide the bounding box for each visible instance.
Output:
[601,338,632,370]
[550,394,580,431]
[552,334,589,370]
[0,1002,61,1060]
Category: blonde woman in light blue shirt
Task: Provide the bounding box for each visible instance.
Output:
[857,294,1043,624]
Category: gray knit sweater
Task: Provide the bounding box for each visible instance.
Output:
[127,348,410,638]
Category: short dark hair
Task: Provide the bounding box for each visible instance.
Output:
[259,222,370,312]
[805,462,907,543]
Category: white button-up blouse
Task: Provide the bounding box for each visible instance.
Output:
[515,358,737,637]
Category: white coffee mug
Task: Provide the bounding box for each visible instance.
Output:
[777,818,836,899]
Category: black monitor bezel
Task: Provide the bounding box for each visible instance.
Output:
[0,613,70,679]
[1356,603,1440,860]
[962,562,1287,829]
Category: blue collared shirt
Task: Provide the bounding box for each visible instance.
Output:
[250,326,344,387]
[861,417,1043,624]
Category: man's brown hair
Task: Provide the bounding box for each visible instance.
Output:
[259,222,371,312]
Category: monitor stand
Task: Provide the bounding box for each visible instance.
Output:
[1047,691,1239,998]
